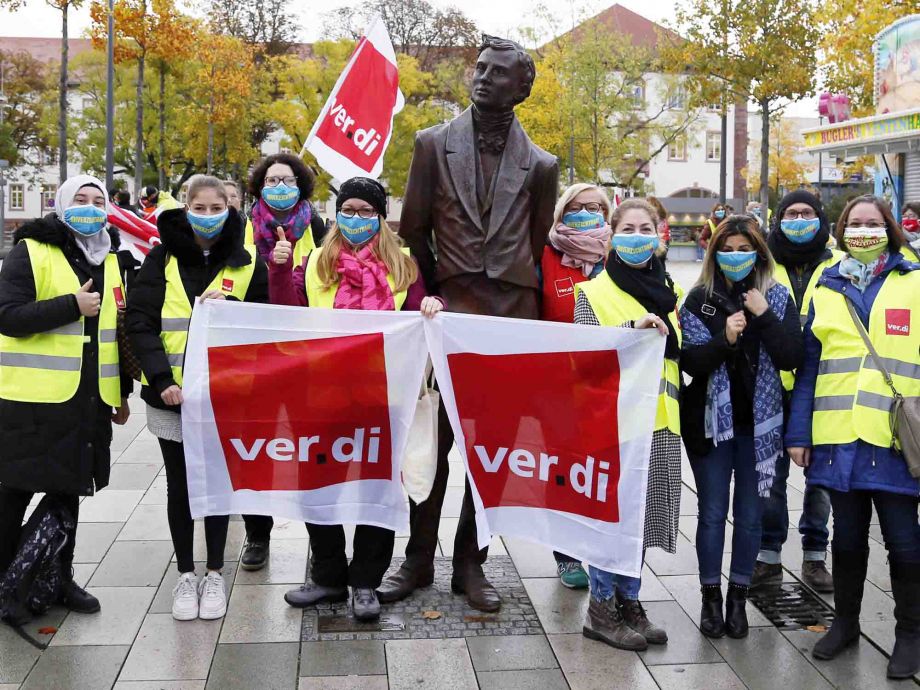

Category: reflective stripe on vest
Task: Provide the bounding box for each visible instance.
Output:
[576,272,682,434]
[141,247,256,388]
[0,239,123,406]
[305,246,410,310]
[810,270,920,447]
[774,251,843,392]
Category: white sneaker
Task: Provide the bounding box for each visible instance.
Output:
[172,572,199,621]
[198,571,227,620]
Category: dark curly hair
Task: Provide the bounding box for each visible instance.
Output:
[247,153,315,201]
[478,34,536,102]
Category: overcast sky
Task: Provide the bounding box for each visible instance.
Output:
[0,0,815,115]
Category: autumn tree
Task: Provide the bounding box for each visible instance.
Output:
[0,49,53,174]
[744,115,808,197]
[206,0,298,58]
[666,0,818,212]
[519,23,702,192]
[818,0,918,113]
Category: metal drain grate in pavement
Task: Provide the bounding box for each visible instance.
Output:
[748,583,836,630]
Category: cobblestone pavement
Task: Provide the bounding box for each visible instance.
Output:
[1,262,916,688]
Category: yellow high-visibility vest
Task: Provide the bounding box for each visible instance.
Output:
[142,247,256,387]
[774,250,844,391]
[0,239,122,406]
[810,269,920,448]
[305,246,410,310]
[576,271,682,434]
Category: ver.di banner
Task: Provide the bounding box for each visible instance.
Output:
[424,313,664,577]
[181,301,428,531]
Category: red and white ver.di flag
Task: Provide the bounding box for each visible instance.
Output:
[302,16,404,182]
[181,302,427,530]
[425,314,665,577]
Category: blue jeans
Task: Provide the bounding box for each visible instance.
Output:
[689,435,764,586]
[696,243,705,260]
[588,566,641,601]
[829,489,920,562]
[758,451,831,564]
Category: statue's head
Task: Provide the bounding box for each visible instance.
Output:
[471,35,536,113]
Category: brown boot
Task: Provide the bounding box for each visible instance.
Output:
[616,592,667,644]
[801,560,834,594]
[583,597,648,651]
[451,566,501,612]
[376,565,434,604]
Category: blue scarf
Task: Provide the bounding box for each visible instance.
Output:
[681,283,788,497]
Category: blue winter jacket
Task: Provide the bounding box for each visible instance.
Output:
[785,251,920,497]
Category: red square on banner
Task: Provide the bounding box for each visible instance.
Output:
[886,308,911,336]
[447,350,622,522]
[208,334,392,491]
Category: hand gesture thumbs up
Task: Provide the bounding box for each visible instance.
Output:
[75,279,101,317]
[273,225,292,266]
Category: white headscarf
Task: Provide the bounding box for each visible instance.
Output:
[54,174,112,266]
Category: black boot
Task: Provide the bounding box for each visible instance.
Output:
[58,577,101,614]
[887,559,920,679]
[813,548,868,661]
[700,584,725,638]
[241,540,270,571]
[725,582,749,639]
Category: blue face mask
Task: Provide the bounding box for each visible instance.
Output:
[716,250,758,282]
[261,183,300,211]
[780,218,820,244]
[64,204,107,236]
[714,210,726,220]
[562,210,605,231]
[187,209,229,239]
[337,213,380,246]
[612,233,659,266]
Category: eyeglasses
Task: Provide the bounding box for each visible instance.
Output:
[846,222,886,229]
[265,176,297,187]
[783,210,817,220]
[339,208,378,220]
[565,202,604,214]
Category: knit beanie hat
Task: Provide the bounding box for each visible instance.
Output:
[336,177,388,217]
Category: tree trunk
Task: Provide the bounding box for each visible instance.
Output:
[158,65,166,190]
[58,2,69,183]
[759,99,770,216]
[207,96,214,174]
[134,53,145,198]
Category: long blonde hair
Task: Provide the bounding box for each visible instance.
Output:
[316,218,418,292]
[697,214,775,296]
[552,183,613,226]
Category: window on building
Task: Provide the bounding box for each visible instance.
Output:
[666,84,688,110]
[627,81,645,109]
[706,131,722,162]
[8,183,24,211]
[41,184,57,211]
[38,149,58,167]
[667,137,687,161]
[708,100,723,112]
[82,96,94,112]
[280,147,292,154]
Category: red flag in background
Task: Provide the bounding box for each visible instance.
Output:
[303,16,404,182]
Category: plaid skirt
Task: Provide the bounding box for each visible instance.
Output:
[643,428,682,554]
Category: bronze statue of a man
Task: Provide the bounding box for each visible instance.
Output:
[379,36,559,612]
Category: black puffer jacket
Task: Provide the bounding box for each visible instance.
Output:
[680,275,803,457]
[0,215,132,495]
[126,207,268,412]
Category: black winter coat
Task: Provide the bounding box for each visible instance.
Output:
[680,276,803,457]
[0,215,132,495]
[126,207,268,412]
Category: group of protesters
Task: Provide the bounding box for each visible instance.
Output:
[0,37,918,685]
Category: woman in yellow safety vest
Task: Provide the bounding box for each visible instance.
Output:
[786,195,920,680]
[575,198,682,652]
[0,174,131,617]
[127,175,268,623]
[270,177,442,622]
[900,201,920,261]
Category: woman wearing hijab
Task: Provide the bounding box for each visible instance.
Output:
[575,198,681,651]
[0,175,132,615]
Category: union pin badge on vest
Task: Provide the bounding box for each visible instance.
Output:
[113,286,126,310]
[221,278,234,293]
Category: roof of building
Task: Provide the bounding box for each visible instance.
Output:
[550,4,679,52]
[0,36,94,63]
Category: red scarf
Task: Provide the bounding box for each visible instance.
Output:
[333,240,395,311]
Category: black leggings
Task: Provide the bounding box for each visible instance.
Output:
[159,438,228,573]
[0,485,79,574]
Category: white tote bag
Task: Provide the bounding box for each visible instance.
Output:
[402,365,439,504]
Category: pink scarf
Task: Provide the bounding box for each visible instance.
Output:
[333,241,395,311]
[547,222,613,276]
